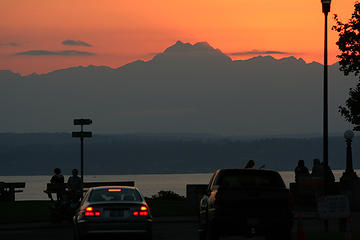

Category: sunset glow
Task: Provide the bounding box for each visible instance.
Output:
[0,0,356,75]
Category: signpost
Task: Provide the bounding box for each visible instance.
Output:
[72,118,92,184]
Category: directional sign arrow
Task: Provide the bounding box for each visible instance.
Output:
[72,131,92,138]
[74,119,92,126]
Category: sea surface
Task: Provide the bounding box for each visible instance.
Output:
[1,170,357,200]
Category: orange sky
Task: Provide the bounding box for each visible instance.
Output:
[0,0,356,75]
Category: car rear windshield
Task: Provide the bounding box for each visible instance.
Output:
[215,170,285,189]
[88,188,142,202]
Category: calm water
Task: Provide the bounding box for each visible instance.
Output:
[0,170,356,200]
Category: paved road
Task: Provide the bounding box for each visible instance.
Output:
[0,222,268,240]
[2,215,358,240]
[1,227,73,240]
[0,222,199,240]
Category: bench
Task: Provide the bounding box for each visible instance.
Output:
[0,182,26,202]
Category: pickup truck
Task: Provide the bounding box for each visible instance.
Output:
[198,169,293,240]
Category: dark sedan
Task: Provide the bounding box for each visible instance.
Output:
[73,186,152,240]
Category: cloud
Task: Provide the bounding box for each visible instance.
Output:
[228,50,290,56]
[0,42,20,47]
[62,40,92,47]
[14,50,96,56]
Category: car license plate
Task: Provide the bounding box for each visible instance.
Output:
[109,210,124,217]
[247,218,259,226]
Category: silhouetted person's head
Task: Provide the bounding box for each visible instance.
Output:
[298,160,305,167]
[313,158,320,166]
[72,168,78,176]
[54,168,61,175]
[245,160,255,168]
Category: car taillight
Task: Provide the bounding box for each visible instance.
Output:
[84,206,101,217]
[85,207,93,211]
[133,205,149,216]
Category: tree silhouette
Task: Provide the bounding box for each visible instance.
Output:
[333,2,360,131]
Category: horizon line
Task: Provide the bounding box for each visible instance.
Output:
[1,54,331,77]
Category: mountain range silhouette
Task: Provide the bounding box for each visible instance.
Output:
[0,41,356,136]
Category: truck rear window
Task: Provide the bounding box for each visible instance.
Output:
[216,170,285,189]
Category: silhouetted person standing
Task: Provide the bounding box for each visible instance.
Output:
[294,160,310,182]
[49,168,64,201]
[68,168,82,202]
[244,160,255,168]
[311,158,323,177]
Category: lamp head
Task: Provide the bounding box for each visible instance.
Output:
[321,0,331,14]
[344,130,354,140]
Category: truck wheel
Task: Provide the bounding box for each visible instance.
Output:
[206,223,219,240]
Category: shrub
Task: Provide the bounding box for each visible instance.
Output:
[148,190,185,201]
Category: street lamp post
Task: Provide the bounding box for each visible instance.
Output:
[321,0,331,195]
[340,130,358,185]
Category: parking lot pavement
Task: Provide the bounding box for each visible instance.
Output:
[0,221,199,240]
[2,213,359,240]
[0,228,73,240]
[0,223,268,240]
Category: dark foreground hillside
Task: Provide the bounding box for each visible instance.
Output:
[0,133,358,175]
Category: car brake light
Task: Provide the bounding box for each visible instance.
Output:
[108,189,122,192]
[84,206,100,217]
[86,207,93,211]
[133,205,149,216]
[85,211,101,216]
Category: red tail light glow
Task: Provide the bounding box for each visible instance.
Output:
[108,189,122,192]
[133,205,149,216]
[85,207,93,211]
[85,212,94,216]
[84,206,101,217]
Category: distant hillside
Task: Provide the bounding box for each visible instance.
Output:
[0,41,356,136]
[0,133,358,176]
